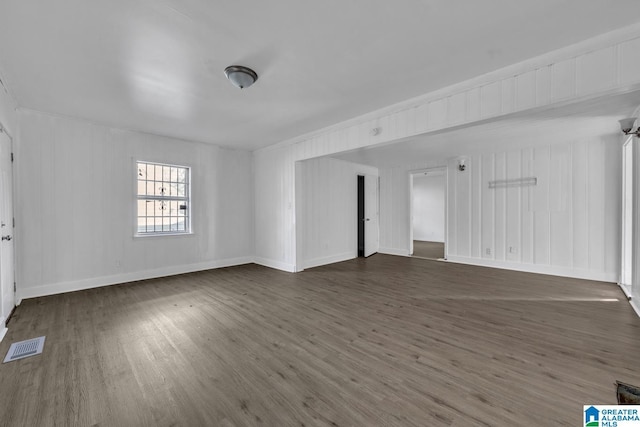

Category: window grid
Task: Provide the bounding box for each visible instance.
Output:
[136,161,190,234]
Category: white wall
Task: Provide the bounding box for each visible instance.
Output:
[15,110,254,300]
[412,174,445,242]
[0,86,17,136]
[297,157,377,269]
[380,137,621,282]
[254,145,296,271]
[254,25,640,274]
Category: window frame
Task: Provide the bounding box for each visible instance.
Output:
[134,160,192,237]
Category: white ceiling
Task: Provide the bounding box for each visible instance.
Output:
[332,91,640,168]
[1,1,640,150]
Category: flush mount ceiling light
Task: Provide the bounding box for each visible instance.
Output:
[224,65,258,89]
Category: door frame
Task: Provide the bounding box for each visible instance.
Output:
[359,173,379,257]
[621,136,634,291]
[408,166,448,258]
[0,122,15,341]
[357,175,365,256]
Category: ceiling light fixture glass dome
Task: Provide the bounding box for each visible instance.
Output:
[224,65,258,89]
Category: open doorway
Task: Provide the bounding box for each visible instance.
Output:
[357,174,379,257]
[410,168,446,260]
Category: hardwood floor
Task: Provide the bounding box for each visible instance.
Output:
[412,240,445,260]
[0,255,639,426]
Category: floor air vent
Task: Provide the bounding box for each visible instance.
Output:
[3,336,46,363]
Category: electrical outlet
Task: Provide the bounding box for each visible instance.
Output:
[509,246,518,254]
[485,248,491,255]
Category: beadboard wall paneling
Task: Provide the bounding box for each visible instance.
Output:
[15,110,254,299]
[378,137,621,282]
[254,24,640,274]
[297,157,377,269]
[253,145,296,272]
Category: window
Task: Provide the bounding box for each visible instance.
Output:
[136,161,190,235]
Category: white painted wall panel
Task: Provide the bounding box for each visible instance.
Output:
[471,157,482,258]
[428,99,446,130]
[515,71,537,112]
[16,110,254,299]
[254,146,296,271]
[456,161,472,257]
[377,137,620,282]
[533,146,551,212]
[572,142,589,270]
[494,152,507,261]
[532,146,551,265]
[481,154,495,259]
[393,169,411,251]
[520,148,534,264]
[505,150,521,262]
[467,88,481,123]
[587,139,606,273]
[578,47,617,96]
[551,58,576,102]
[448,93,466,126]
[603,135,622,276]
[414,104,429,135]
[549,144,572,268]
[446,165,457,256]
[379,168,394,252]
[298,157,377,268]
[620,38,640,86]
[549,144,570,213]
[481,81,502,119]
[501,79,515,116]
[535,66,551,107]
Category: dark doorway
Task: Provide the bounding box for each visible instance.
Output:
[357,175,365,257]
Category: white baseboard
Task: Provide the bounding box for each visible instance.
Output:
[619,283,640,318]
[445,255,618,282]
[0,325,7,343]
[18,256,254,300]
[379,247,410,257]
[302,252,355,270]
[252,257,296,273]
[619,283,633,300]
[629,297,640,318]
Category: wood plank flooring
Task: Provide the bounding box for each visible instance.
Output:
[412,241,445,260]
[0,255,639,426]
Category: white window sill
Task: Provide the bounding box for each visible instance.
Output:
[134,232,194,239]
